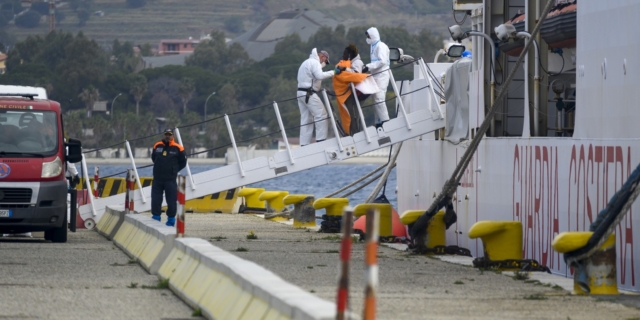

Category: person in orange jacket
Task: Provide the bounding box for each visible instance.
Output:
[333,44,369,135]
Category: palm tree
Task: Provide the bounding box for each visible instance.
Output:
[129,74,147,116]
[78,86,100,118]
[178,77,195,114]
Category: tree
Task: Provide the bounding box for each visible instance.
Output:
[224,16,243,33]
[139,43,153,57]
[79,86,99,118]
[77,9,90,26]
[186,30,252,74]
[15,11,42,28]
[129,73,147,116]
[218,83,238,115]
[126,0,147,9]
[178,77,195,114]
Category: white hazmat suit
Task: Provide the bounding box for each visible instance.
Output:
[365,27,390,123]
[297,48,335,146]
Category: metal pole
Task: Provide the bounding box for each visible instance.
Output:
[127,169,135,213]
[173,127,196,190]
[224,115,245,177]
[363,208,379,320]
[336,207,354,320]
[320,89,344,152]
[81,154,97,217]
[273,101,295,164]
[517,32,540,136]
[433,49,445,63]
[111,93,122,119]
[350,82,371,143]
[468,31,496,136]
[204,91,216,130]
[177,175,186,237]
[387,69,411,130]
[93,166,99,198]
[125,140,146,203]
[418,58,444,119]
[124,170,130,215]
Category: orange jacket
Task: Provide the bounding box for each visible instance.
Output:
[332,60,368,134]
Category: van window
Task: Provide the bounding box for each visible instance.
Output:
[0,110,58,155]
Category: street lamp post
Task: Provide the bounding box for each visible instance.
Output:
[204,91,216,122]
[111,93,122,119]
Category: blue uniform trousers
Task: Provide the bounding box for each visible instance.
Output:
[151,179,177,218]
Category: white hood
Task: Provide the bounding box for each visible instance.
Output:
[309,48,320,61]
[367,27,381,43]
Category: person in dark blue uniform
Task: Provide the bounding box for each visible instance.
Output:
[151,128,187,226]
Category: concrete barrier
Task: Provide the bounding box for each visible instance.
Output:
[97,207,354,320]
[111,212,176,275]
[158,237,343,320]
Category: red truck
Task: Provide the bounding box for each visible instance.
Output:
[0,88,82,242]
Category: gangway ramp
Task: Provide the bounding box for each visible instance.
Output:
[79,61,446,226]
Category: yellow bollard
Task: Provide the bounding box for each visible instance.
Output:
[237,188,265,212]
[313,198,349,217]
[353,203,392,238]
[400,210,446,248]
[552,232,618,295]
[468,221,523,264]
[258,191,289,221]
[283,194,316,228]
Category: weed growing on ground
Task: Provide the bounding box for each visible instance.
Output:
[310,289,316,293]
[305,229,311,232]
[523,294,547,300]
[317,264,327,267]
[246,230,258,240]
[320,235,342,241]
[524,279,541,284]
[102,286,114,289]
[512,271,530,281]
[192,308,202,317]
[307,266,313,269]
[236,247,248,252]
[127,282,138,289]
[552,285,564,290]
[454,280,464,285]
[142,279,170,289]
[128,259,137,264]
[210,236,227,241]
[492,269,502,275]
[325,250,339,253]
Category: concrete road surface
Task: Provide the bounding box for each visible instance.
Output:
[0,230,198,320]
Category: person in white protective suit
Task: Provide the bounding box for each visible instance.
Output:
[296,48,340,146]
[361,27,391,125]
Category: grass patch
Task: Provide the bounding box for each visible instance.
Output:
[210,236,227,241]
[310,289,316,293]
[127,282,138,289]
[317,264,327,267]
[128,259,137,264]
[102,286,114,289]
[307,266,313,269]
[325,250,339,253]
[320,235,342,241]
[142,279,170,289]
[523,294,548,300]
[552,284,564,290]
[192,308,202,317]
[246,230,258,240]
[512,271,530,281]
[454,280,464,285]
[236,247,248,252]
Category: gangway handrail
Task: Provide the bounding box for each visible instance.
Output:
[350,82,371,143]
[174,127,197,190]
[225,114,245,177]
[273,101,295,164]
[321,89,345,152]
[125,140,146,203]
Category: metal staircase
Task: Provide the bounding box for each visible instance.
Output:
[78,60,447,227]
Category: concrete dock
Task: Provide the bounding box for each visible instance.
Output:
[158,212,640,320]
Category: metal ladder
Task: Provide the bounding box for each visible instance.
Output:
[78,60,446,227]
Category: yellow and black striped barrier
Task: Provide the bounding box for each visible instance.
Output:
[78,177,239,213]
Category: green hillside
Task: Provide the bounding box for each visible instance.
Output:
[2,0,454,46]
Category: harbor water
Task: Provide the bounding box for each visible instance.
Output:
[82,164,398,209]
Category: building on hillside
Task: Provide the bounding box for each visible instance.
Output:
[0,53,7,75]
[158,38,199,56]
[230,9,338,62]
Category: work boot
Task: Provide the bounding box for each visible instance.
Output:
[166,217,176,227]
[151,215,161,222]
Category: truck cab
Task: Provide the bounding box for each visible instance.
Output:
[0,86,82,242]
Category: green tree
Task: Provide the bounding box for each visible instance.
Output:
[224,16,243,33]
[218,83,238,115]
[78,86,100,118]
[186,30,252,74]
[129,73,147,116]
[14,10,42,28]
[77,9,90,26]
[139,43,153,57]
[178,77,195,114]
[62,110,86,140]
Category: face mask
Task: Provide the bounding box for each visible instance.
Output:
[321,62,326,68]
[366,38,373,45]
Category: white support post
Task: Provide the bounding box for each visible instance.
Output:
[125,140,146,203]
[81,154,97,217]
[173,127,197,190]
[387,69,412,130]
[225,115,245,177]
[320,89,344,152]
[272,101,295,164]
[350,82,371,143]
[418,58,444,120]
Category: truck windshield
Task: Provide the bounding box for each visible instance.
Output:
[0,110,58,156]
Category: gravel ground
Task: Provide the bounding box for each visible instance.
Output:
[166,212,640,320]
[0,230,198,320]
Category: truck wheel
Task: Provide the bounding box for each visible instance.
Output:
[49,216,68,243]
